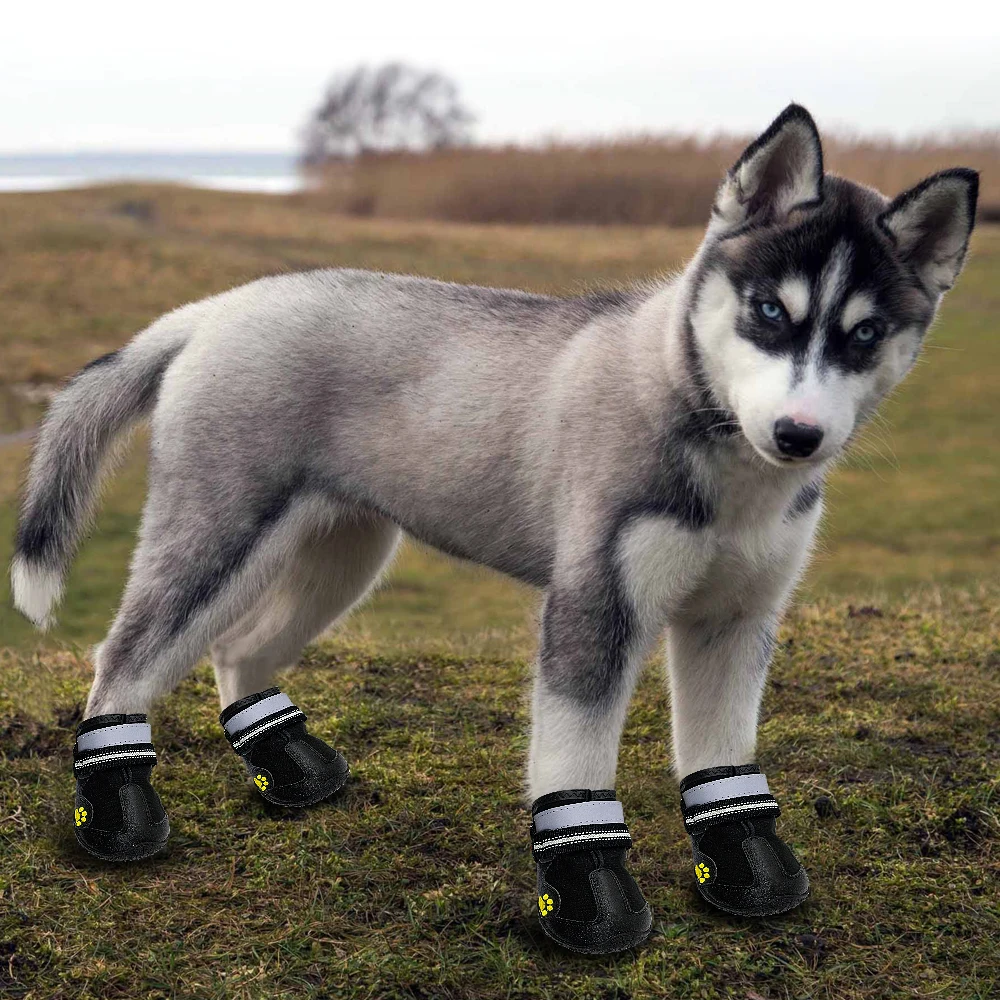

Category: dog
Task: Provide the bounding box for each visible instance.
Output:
[12,104,977,952]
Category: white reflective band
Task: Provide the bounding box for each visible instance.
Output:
[682,773,771,808]
[76,722,152,752]
[684,801,777,825]
[230,708,302,750]
[224,692,295,736]
[533,799,626,832]
[534,830,632,851]
[74,748,157,769]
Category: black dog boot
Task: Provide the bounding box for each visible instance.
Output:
[73,714,170,862]
[220,687,349,808]
[531,789,652,955]
[680,763,809,917]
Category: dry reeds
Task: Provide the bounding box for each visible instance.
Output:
[309,132,1000,226]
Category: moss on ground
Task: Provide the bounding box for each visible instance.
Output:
[2,588,998,999]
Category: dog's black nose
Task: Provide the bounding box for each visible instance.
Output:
[774,417,824,458]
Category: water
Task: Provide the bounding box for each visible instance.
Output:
[0,152,304,194]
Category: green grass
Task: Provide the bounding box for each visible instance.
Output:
[1,187,999,999]
[2,592,999,999]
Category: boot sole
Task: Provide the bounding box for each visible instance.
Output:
[697,886,809,918]
[75,827,170,863]
[538,905,653,955]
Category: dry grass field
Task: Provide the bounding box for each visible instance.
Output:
[310,134,1000,226]
[0,185,998,1000]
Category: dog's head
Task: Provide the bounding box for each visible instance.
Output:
[684,104,978,467]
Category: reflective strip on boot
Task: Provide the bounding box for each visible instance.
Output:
[74,720,157,773]
[223,691,306,752]
[531,798,632,856]
[680,768,780,829]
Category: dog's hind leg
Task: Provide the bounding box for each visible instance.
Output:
[74,485,329,861]
[211,508,401,808]
[85,491,330,718]
[210,509,401,707]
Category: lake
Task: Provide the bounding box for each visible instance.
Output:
[0,152,304,193]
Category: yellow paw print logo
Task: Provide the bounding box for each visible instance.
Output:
[538,893,554,917]
[74,806,88,827]
[254,774,269,791]
[695,861,712,884]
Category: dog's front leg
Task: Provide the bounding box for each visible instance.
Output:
[527,599,645,799]
[526,566,654,954]
[667,612,777,778]
[666,612,809,916]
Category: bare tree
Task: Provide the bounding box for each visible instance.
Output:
[302,63,475,165]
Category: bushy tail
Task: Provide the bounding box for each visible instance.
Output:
[11,315,190,628]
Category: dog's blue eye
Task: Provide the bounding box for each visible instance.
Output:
[758,301,784,322]
[851,322,878,345]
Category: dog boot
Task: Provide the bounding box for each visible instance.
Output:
[680,763,809,917]
[73,714,170,862]
[220,687,349,808]
[530,789,652,955]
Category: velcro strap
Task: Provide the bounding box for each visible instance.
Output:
[533,799,625,831]
[223,692,296,736]
[228,705,305,752]
[532,824,632,855]
[531,799,631,856]
[74,744,157,773]
[683,795,780,829]
[681,773,771,808]
[681,771,780,829]
[76,722,152,753]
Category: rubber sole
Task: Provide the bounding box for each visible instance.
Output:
[696,886,810,918]
[75,827,170,863]
[538,905,653,955]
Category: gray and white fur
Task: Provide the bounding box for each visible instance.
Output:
[11,105,978,800]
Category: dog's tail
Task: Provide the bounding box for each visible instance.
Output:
[10,312,191,628]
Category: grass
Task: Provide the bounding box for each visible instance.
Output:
[1,186,998,999]
[3,593,999,999]
[308,134,1000,226]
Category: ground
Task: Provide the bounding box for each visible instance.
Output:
[0,187,997,999]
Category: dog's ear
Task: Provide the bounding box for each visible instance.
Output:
[712,104,823,232]
[878,168,979,295]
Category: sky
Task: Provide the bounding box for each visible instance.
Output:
[3,0,999,153]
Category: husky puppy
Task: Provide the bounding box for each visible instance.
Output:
[12,105,977,953]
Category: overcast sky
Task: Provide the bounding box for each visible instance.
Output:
[3,0,998,153]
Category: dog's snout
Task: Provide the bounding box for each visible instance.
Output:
[773,417,824,458]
